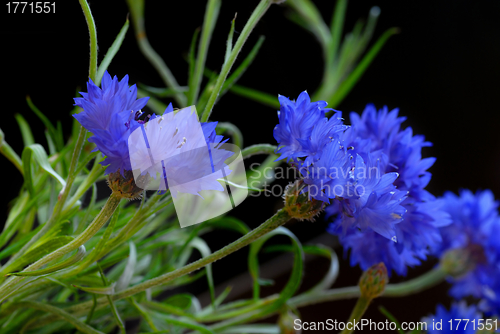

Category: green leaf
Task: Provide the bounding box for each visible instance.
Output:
[3,236,73,275]
[0,128,23,174]
[75,183,97,235]
[0,224,42,262]
[216,122,243,148]
[164,293,193,311]
[44,131,56,155]
[266,244,339,292]
[73,282,116,295]
[116,241,137,291]
[147,311,215,334]
[219,324,280,334]
[21,144,66,194]
[8,245,85,277]
[127,297,158,331]
[229,84,280,109]
[95,18,130,86]
[184,238,216,308]
[0,193,43,250]
[143,299,193,318]
[257,278,274,286]
[187,0,221,106]
[221,36,265,97]
[328,27,399,108]
[188,27,200,96]
[214,286,232,308]
[328,0,347,64]
[14,301,105,334]
[138,84,189,98]
[14,114,34,147]
[97,264,126,333]
[286,0,331,49]
[224,15,236,65]
[26,96,61,149]
[378,306,405,334]
[248,227,304,303]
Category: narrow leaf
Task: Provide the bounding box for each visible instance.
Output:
[221,36,265,97]
[73,282,116,295]
[3,236,73,275]
[95,18,130,86]
[115,241,137,291]
[328,27,399,108]
[26,96,60,149]
[97,264,126,333]
[14,301,105,334]
[229,84,280,109]
[224,15,236,65]
[22,144,66,189]
[14,114,34,147]
[8,245,86,277]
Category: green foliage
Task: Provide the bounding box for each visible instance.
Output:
[0,0,402,333]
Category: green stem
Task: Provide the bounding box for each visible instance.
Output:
[288,266,447,308]
[116,208,290,298]
[241,144,277,159]
[127,0,186,106]
[3,0,97,267]
[340,296,371,334]
[383,266,447,297]
[188,0,220,106]
[216,122,243,148]
[201,0,273,122]
[229,84,280,109]
[0,194,121,303]
[0,131,23,174]
[79,0,98,82]
[9,301,104,334]
[30,209,292,327]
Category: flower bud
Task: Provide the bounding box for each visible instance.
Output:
[359,262,388,299]
[440,247,476,278]
[278,309,301,334]
[283,180,324,221]
[107,169,145,200]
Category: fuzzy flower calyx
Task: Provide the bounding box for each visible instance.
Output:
[359,262,389,299]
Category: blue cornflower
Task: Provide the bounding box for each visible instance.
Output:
[434,189,500,316]
[273,91,346,165]
[74,72,230,195]
[274,95,407,241]
[74,71,149,132]
[73,72,149,174]
[327,104,450,276]
[424,301,482,334]
[308,148,406,239]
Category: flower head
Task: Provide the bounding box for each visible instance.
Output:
[73,71,149,174]
[434,189,500,316]
[327,104,450,276]
[424,301,482,334]
[74,73,232,200]
[273,91,346,165]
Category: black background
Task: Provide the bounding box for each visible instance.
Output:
[2,0,500,330]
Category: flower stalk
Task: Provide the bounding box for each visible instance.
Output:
[201,0,275,122]
[0,193,121,303]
